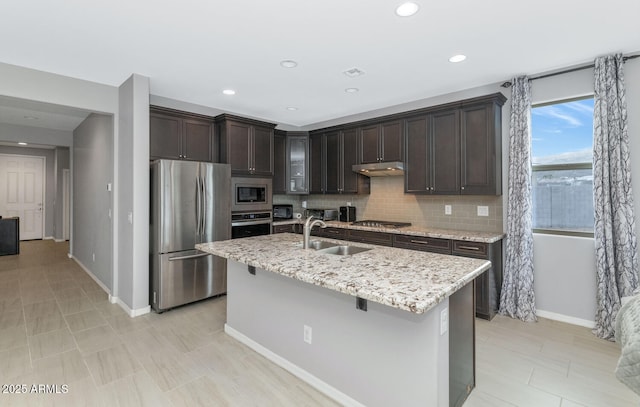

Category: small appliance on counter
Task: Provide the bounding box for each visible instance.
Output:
[339,206,356,222]
[305,208,339,221]
[273,204,293,220]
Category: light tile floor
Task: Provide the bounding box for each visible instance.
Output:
[0,240,637,406]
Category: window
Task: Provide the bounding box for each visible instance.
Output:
[531,97,594,236]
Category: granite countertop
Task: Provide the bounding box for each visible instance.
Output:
[196,233,490,315]
[272,219,504,243]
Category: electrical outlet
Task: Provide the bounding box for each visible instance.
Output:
[304,325,312,344]
[445,205,452,215]
[301,200,307,209]
[477,206,489,217]
[92,253,96,262]
[346,201,352,206]
[440,308,449,335]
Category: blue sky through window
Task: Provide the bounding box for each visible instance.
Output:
[531,98,594,165]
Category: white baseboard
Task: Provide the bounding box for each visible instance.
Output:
[44,236,54,240]
[54,238,65,243]
[537,309,595,329]
[224,324,365,407]
[70,256,149,318]
[110,295,150,318]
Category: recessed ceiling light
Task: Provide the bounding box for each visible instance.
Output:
[449,54,467,63]
[280,60,298,68]
[286,107,298,111]
[395,2,419,17]
[18,142,28,146]
[345,88,359,93]
[222,89,236,95]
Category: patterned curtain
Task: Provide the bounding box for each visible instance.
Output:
[593,53,639,340]
[499,76,537,322]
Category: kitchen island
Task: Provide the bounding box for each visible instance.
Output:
[197,233,490,407]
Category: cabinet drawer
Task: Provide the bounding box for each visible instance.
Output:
[392,235,451,254]
[452,241,488,258]
[311,227,348,239]
[348,230,393,247]
[273,224,295,234]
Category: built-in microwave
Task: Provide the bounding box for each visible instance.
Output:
[231,177,272,213]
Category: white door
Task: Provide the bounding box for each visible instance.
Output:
[0,154,45,240]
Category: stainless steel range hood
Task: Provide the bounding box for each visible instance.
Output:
[352,161,404,177]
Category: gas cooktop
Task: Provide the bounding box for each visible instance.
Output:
[351,220,412,228]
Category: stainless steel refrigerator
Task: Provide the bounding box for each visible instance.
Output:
[150,159,231,312]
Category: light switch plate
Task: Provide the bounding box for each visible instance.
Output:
[445,205,452,215]
[477,206,489,217]
[440,308,448,335]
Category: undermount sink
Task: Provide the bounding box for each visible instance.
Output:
[316,245,372,256]
[307,240,338,250]
[302,240,372,256]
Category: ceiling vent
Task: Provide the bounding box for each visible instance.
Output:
[343,67,365,78]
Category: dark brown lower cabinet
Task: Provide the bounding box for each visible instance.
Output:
[272,223,302,234]
[452,240,502,320]
[449,281,475,407]
[392,234,502,320]
[310,227,348,239]
[346,230,393,246]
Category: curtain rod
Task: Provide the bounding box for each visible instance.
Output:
[500,54,640,88]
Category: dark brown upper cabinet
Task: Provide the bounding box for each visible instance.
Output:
[405,112,460,194]
[216,114,276,177]
[273,130,287,194]
[405,94,505,195]
[309,133,324,194]
[460,101,503,195]
[359,121,403,164]
[309,129,369,195]
[150,107,214,162]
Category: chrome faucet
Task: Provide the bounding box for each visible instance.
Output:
[303,216,327,249]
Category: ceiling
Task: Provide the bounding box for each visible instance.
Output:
[0,0,639,131]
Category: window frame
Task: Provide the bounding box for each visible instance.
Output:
[530,96,595,238]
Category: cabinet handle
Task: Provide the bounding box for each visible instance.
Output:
[410,239,434,245]
[458,245,480,251]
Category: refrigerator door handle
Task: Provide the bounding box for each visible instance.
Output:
[168,252,212,261]
[201,174,207,237]
[195,175,201,237]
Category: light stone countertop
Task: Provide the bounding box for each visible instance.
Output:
[272,219,504,243]
[196,233,490,314]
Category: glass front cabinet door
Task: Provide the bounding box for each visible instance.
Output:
[286,136,309,194]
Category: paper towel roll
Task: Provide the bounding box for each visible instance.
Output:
[294,212,302,219]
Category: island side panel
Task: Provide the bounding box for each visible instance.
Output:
[225,260,450,407]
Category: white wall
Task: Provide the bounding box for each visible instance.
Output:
[528,58,640,326]
[0,122,73,146]
[73,114,113,288]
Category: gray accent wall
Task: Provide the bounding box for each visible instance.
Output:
[117,74,150,312]
[73,114,113,288]
[0,145,55,238]
[53,146,70,241]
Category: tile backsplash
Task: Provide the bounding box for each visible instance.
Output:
[273,177,504,233]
